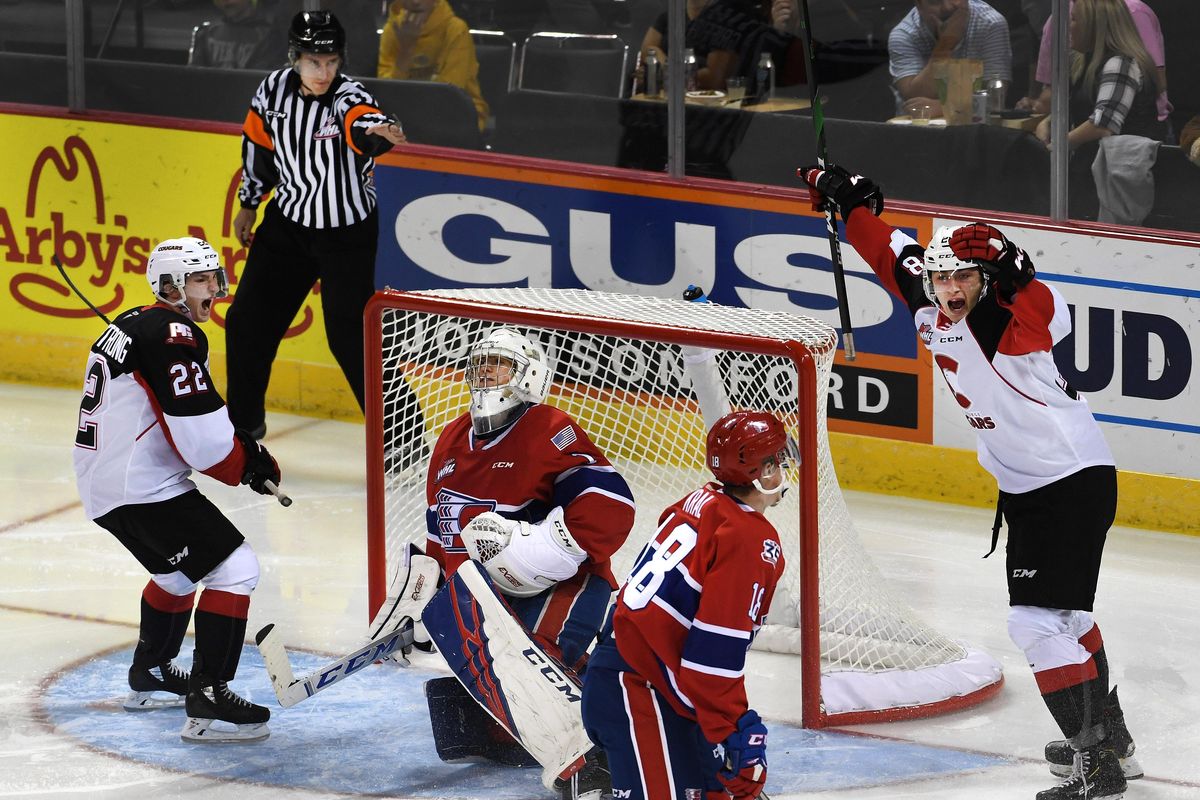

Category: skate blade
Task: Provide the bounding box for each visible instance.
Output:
[123,691,185,712]
[181,717,270,744]
[1047,754,1144,780]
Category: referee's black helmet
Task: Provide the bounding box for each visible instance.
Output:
[288,10,345,56]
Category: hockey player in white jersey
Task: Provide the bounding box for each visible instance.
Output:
[801,165,1138,800]
[73,237,283,743]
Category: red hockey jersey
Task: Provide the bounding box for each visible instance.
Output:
[610,484,785,744]
[424,403,636,587]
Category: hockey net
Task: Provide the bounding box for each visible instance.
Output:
[365,287,1002,726]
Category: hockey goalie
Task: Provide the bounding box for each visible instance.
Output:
[263,327,636,798]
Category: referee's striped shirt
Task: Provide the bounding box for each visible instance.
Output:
[239,68,395,228]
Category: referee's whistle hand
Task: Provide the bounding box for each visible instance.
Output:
[233,208,257,247]
[368,122,407,145]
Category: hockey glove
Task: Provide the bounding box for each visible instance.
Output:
[235,428,281,495]
[797,164,884,222]
[948,223,1036,291]
[718,709,768,800]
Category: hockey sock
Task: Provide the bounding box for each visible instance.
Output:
[1037,657,1106,746]
[1079,624,1112,719]
[193,589,250,681]
[131,579,195,670]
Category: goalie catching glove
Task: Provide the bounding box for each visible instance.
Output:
[948,223,1036,292]
[797,164,884,222]
[460,507,587,598]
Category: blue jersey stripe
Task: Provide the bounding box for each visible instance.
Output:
[554,467,635,508]
[682,627,751,674]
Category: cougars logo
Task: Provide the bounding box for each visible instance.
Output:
[434,488,496,550]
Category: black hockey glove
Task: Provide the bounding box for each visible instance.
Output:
[235,428,281,495]
[949,223,1036,292]
[797,164,884,222]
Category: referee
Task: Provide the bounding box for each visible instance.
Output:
[227,10,405,440]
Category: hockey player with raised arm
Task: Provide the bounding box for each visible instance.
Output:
[799,165,1139,800]
[581,410,788,800]
[73,237,283,743]
[369,326,636,799]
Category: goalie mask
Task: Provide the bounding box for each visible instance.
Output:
[465,328,553,436]
[706,410,793,497]
[146,237,228,316]
[922,225,989,307]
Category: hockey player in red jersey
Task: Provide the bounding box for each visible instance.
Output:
[801,165,1138,800]
[370,326,635,798]
[580,410,789,800]
[73,237,283,743]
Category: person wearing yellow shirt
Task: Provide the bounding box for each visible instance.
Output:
[378,0,489,131]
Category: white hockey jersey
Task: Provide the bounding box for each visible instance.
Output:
[73,304,247,520]
[846,211,1113,494]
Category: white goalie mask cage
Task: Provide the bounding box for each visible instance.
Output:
[465,327,553,435]
[146,237,229,310]
[922,225,988,305]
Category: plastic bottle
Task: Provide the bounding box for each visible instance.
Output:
[683,48,698,93]
[756,51,775,103]
[644,49,660,97]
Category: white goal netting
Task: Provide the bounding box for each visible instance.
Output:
[367,287,1001,724]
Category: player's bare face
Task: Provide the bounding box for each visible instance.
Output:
[467,355,516,390]
[295,53,341,96]
[183,271,221,322]
[931,268,983,322]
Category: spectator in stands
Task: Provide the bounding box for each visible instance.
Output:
[638,0,806,92]
[188,0,280,70]
[1033,0,1165,149]
[888,0,1012,117]
[1017,0,1169,131]
[1182,116,1200,167]
[377,0,489,131]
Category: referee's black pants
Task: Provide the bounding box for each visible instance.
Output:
[225,201,377,431]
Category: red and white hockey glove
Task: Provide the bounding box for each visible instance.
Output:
[948,223,1035,290]
[797,164,884,222]
[717,710,769,799]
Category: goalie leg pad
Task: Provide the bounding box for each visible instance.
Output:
[422,561,595,790]
[369,548,441,650]
[424,676,539,767]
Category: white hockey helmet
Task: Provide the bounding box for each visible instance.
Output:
[465,327,553,435]
[922,225,988,305]
[147,237,228,309]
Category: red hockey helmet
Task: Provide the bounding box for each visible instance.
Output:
[705,410,791,488]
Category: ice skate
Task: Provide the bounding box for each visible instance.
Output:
[123,660,189,711]
[1045,687,1142,779]
[555,747,610,800]
[1036,744,1126,800]
[181,672,270,744]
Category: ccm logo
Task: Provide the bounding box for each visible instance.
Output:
[1012,569,1038,578]
[748,734,766,745]
[492,461,515,469]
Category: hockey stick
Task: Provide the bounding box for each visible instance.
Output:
[797,0,857,361]
[262,480,292,507]
[53,254,112,325]
[254,617,415,708]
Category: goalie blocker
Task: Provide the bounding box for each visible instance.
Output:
[422,559,594,791]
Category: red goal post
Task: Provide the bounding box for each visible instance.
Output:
[364,287,1002,728]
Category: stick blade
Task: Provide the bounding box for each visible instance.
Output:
[255,622,306,708]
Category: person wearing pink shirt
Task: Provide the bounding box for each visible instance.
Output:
[1018,0,1170,123]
